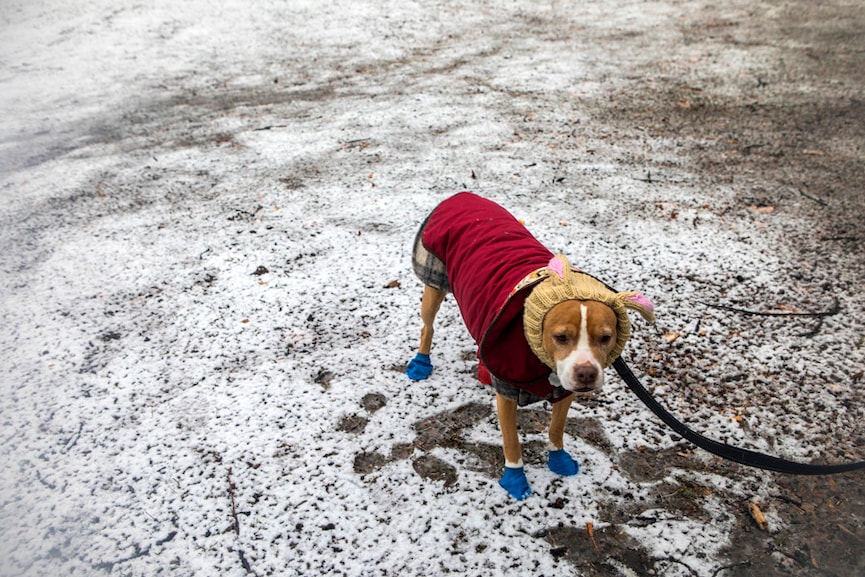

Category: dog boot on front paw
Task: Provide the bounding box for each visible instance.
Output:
[499,466,531,500]
[548,449,580,477]
[406,353,433,380]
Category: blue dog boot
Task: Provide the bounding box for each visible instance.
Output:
[499,466,531,500]
[548,449,580,477]
[406,353,433,380]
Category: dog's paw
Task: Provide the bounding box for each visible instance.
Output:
[548,449,580,477]
[406,353,433,380]
[499,466,531,500]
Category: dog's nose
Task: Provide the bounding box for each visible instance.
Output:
[574,364,598,387]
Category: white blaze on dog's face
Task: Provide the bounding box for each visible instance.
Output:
[542,300,618,394]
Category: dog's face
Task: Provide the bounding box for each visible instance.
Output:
[541,300,618,395]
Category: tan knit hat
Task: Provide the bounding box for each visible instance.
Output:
[523,255,655,369]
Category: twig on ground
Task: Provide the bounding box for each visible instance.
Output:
[62,422,83,452]
[227,469,258,574]
[658,557,699,576]
[238,550,255,574]
[700,297,839,318]
[797,317,826,338]
[820,236,860,242]
[772,493,804,511]
[798,188,827,206]
[741,143,767,155]
[711,560,752,577]
[837,524,865,543]
[227,467,240,536]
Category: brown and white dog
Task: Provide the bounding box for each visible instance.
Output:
[407,192,654,499]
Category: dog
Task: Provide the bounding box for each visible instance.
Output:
[406,192,654,499]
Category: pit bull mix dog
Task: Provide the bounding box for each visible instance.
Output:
[407,192,654,499]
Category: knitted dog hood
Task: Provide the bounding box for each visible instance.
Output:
[523,255,655,369]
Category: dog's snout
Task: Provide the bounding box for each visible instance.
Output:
[574,363,598,387]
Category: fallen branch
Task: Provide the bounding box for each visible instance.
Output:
[700,297,839,318]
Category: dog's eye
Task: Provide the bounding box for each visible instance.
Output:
[554,333,568,344]
[600,334,613,344]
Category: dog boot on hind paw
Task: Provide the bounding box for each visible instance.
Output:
[499,466,531,500]
[406,353,433,380]
[548,449,580,477]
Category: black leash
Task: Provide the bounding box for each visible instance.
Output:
[613,357,865,475]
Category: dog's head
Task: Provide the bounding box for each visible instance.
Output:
[542,300,619,394]
[524,255,654,395]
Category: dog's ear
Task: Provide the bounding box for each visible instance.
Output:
[620,292,655,323]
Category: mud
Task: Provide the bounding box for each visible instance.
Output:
[346,391,864,576]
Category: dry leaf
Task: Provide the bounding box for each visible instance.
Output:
[749,502,768,530]
[749,205,775,213]
[586,522,599,552]
[384,280,401,289]
[662,333,680,343]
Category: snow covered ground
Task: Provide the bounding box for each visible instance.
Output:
[1,1,863,576]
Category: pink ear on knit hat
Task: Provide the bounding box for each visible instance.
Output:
[547,255,566,280]
[625,293,654,313]
[622,293,655,322]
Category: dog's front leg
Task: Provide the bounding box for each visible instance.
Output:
[548,392,575,450]
[547,393,580,476]
[496,393,522,465]
[496,393,531,500]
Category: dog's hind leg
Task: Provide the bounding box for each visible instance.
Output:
[406,285,446,380]
[418,285,446,355]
